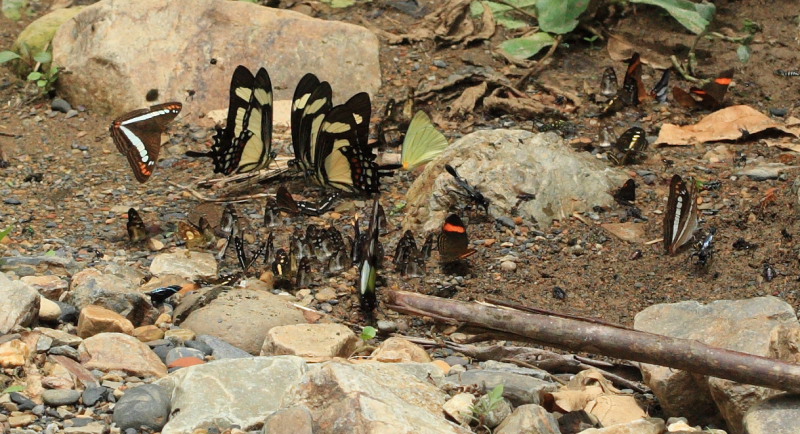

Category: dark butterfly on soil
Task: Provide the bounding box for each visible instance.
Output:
[732,238,757,251]
[126,208,148,242]
[650,69,670,103]
[274,185,338,217]
[663,175,698,255]
[186,65,274,174]
[438,214,477,263]
[295,257,313,288]
[358,198,383,316]
[146,285,182,304]
[553,286,567,300]
[234,234,267,274]
[290,73,333,174]
[272,248,292,289]
[672,69,734,110]
[445,164,490,214]
[762,262,777,282]
[177,218,215,250]
[600,53,643,116]
[110,102,182,183]
[607,127,648,166]
[775,69,800,77]
[613,179,636,206]
[690,227,716,269]
[394,230,426,277]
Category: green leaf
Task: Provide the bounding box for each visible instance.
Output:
[0,225,12,242]
[1,0,28,21]
[0,50,21,64]
[470,1,537,30]
[630,0,715,35]
[737,44,751,63]
[27,71,42,80]
[488,384,504,402]
[320,0,355,7]
[499,33,555,60]
[44,250,56,256]
[2,384,24,394]
[536,0,589,34]
[360,326,377,341]
[33,51,51,64]
[37,79,46,87]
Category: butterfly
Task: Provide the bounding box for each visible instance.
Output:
[438,214,477,263]
[271,248,292,289]
[607,127,648,166]
[126,208,148,242]
[145,285,182,304]
[110,102,182,183]
[445,164,490,214]
[663,174,698,255]
[394,230,426,277]
[234,234,267,274]
[401,111,449,171]
[357,198,383,316]
[672,69,734,110]
[613,179,636,206]
[290,73,333,174]
[600,53,643,116]
[177,218,215,250]
[295,257,313,289]
[274,185,338,217]
[186,65,273,174]
[650,69,670,103]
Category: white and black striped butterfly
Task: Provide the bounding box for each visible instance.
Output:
[290,73,332,174]
[187,65,273,175]
[663,174,698,255]
[110,102,182,183]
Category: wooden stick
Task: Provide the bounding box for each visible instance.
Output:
[387,290,800,392]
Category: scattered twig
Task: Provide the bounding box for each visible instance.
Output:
[670,55,700,83]
[0,132,20,137]
[515,34,563,89]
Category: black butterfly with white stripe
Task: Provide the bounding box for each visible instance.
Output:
[110,102,182,183]
[663,174,698,255]
[186,65,274,175]
[290,73,332,174]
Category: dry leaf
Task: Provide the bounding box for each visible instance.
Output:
[601,222,646,243]
[585,395,648,427]
[607,34,671,69]
[450,82,488,117]
[464,1,496,44]
[655,105,799,146]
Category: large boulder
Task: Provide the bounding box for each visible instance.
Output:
[0,273,40,333]
[51,0,381,117]
[63,268,155,326]
[634,296,800,433]
[402,130,627,232]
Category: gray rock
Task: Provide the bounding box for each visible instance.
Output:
[197,335,252,359]
[0,272,40,333]
[180,290,305,354]
[744,393,800,434]
[52,0,380,119]
[634,296,799,432]
[81,386,108,406]
[444,369,558,406]
[48,345,80,359]
[287,361,468,434]
[165,347,205,365]
[494,404,560,434]
[150,342,175,363]
[51,98,72,113]
[56,301,79,323]
[156,356,307,434]
[10,392,37,411]
[62,268,155,325]
[735,164,793,181]
[149,250,217,279]
[183,340,212,356]
[403,130,627,232]
[112,384,171,431]
[262,405,314,434]
[42,389,82,406]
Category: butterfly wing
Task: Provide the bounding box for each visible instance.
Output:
[438,214,476,263]
[650,69,670,103]
[126,208,147,242]
[275,185,300,215]
[663,175,698,255]
[692,69,733,109]
[620,53,643,105]
[358,198,382,314]
[110,102,182,183]
[401,111,449,171]
[600,66,618,97]
[235,67,273,173]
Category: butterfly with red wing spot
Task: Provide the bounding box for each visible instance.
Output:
[438,214,477,263]
[614,179,636,206]
[672,69,734,110]
[600,53,643,116]
[110,102,182,183]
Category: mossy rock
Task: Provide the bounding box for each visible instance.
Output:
[10,6,84,75]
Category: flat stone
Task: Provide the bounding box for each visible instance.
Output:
[77,305,135,338]
[164,328,195,342]
[82,386,108,406]
[78,333,167,378]
[444,369,557,407]
[262,405,314,434]
[197,335,251,359]
[494,404,561,434]
[183,340,213,356]
[21,275,69,299]
[8,413,37,427]
[52,0,380,118]
[0,272,40,333]
[744,393,800,434]
[38,296,62,322]
[149,250,217,279]
[132,325,164,342]
[156,356,307,434]
[112,384,171,431]
[578,417,666,434]
[0,339,32,368]
[260,323,358,361]
[36,327,83,347]
[42,389,82,406]
[371,337,432,363]
[443,393,475,425]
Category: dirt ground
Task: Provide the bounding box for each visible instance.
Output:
[1,0,800,335]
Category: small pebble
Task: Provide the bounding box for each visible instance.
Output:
[4,198,21,205]
[42,389,81,406]
[376,320,397,333]
[433,59,448,68]
[770,107,788,117]
[499,261,517,272]
[51,98,71,113]
[65,109,79,119]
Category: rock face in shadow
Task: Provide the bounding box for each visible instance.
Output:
[52,0,381,117]
[402,130,627,233]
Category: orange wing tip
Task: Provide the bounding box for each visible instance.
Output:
[442,223,466,233]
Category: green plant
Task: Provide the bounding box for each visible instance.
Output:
[0,46,60,94]
[2,385,24,394]
[583,34,600,49]
[360,326,377,341]
[469,384,505,429]
[0,225,12,243]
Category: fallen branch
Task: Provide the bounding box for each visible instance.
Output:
[387,290,800,392]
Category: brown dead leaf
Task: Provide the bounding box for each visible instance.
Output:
[607,34,671,69]
[484,88,549,117]
[464,1,496,44]
[601,222,646,243]
[434,0,474,43]
[585,395,648,427]
[451,82,488,117]
[655,105,799,146]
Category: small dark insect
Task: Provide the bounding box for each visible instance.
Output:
[762,263,778,282]
[445,164,490,214]
[210,58,218,65]
[552,286,567,300]
[629,250,642,260]
[733,152,747,167]
[662,158,675,171]
[690,227,716,269]
[24,173,43,183]
[732,238,758,250]
[775,69,800,77]
[625,206,646,221]
[145,89,159,102]
[146,285,181,304]
[185,89,196,101]
[781,229,792,241]
[701,180,722,191]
